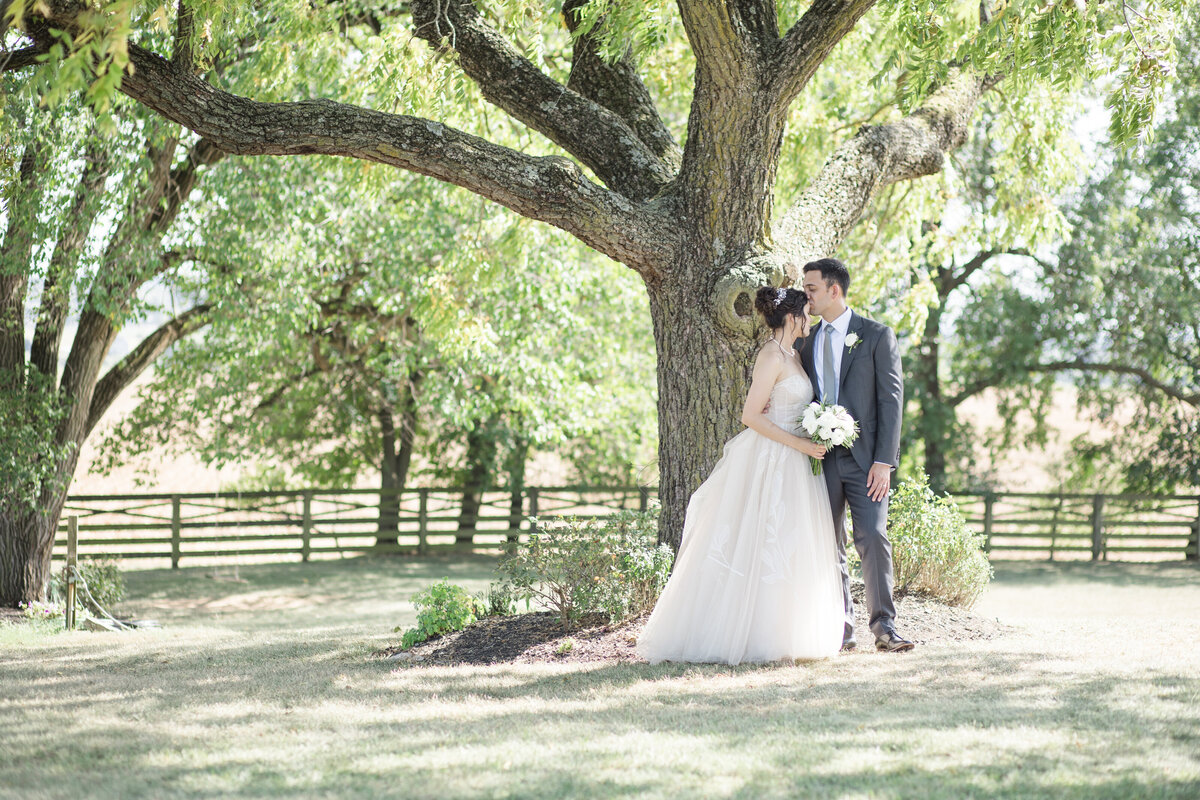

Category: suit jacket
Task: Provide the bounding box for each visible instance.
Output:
[796,311,903,475]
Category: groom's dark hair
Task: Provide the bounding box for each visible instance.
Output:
[803,258,851,297]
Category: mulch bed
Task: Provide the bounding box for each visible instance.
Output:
[379,583,1012,666]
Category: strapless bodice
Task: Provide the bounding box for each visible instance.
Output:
[765,373,814,434]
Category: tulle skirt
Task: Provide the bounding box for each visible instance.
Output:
[637,429,843,664]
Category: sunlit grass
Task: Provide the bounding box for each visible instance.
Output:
[1,559,1198,799]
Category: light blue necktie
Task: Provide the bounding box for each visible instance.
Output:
[822,325,837,404]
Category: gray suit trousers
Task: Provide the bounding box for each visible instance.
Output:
[823,447,896,638]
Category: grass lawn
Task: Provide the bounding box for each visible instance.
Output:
[1,555,1198,799]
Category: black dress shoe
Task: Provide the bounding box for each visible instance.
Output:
[875,631,915,652]
[841,636,857,652]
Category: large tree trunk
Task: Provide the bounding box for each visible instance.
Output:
[648,273,756,551]
[0,511,60,607]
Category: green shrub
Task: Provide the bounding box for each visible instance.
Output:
[476,581,519,617]
[595,508,675,622]
[50,557,125,614]
[395,579,482,649]
[885,475,993,608]
[498,507,673,627]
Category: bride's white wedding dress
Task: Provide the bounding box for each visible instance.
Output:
[637,370,843,664]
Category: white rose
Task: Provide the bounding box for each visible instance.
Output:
[802,405,820,433]
[845,332,860,348]
[829,430,847,446]
[817,410,838,429]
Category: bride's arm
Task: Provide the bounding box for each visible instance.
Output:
[740,349,827,459]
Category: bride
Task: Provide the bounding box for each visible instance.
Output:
[637,286,844,664]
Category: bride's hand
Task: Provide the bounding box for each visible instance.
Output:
[798,440,827,459]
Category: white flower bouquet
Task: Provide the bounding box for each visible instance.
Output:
[799,401,860,476]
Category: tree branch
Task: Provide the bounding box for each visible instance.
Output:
[110,42,669,273]
[769,0,877,106]
[0,43,48,71]
[562,0,680,168]
[0,141,44,372]
[1027,360,1200,407]
[409,0,673,201]
[778,69,990,266]
[171,0,197,71]
[676,0,761,69]
[86,303,212,435]
[30,136,112,380]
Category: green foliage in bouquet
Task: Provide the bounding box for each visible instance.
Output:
[498,507,673,627]
[395,579,482,650]
[886,475,993,608]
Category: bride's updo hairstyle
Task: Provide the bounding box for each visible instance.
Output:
[754,286,806,329]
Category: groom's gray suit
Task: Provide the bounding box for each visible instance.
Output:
[799,311,904,639]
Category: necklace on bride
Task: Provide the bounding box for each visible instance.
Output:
[770,335,795,357]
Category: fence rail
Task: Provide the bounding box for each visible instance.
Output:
[53,487,1199,567]
[947,492,1199,562]
[53,486,652,568]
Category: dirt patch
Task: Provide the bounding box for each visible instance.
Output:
[379,583,1012,666]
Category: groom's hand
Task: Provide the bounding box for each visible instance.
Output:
[866,463,892,503]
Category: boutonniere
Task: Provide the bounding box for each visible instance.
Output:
[844,332,862,351]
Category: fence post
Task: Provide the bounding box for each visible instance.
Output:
[1187,499,1199,561]
[1091,494,1105,562]
[65,516,78,631]
[417,489,429,555]
[983,493,995,553]
[301,491,313,562]
[170,495,182,569]
[639,486,650,513]
[528,488,540,535]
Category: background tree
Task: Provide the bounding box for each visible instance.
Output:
[0,89,222,606]
[5,0,1185,564]
[96,154,657,546]
[911,7,1200,494]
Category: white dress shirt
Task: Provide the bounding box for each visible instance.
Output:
[813,307,852,401]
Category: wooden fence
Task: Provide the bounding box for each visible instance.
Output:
[53,487,1198,567]
[948,492,1200,561]
[52,486,652,568]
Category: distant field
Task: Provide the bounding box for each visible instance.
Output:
[76,382,1142,496]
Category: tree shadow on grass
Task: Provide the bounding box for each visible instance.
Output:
[3,633,1198,800]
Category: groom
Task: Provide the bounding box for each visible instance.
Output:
[798,258,914,653]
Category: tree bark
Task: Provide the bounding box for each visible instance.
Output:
[0,142,43,374]
[912,296,947,491]
[648,274,755,551]
[374,373,421,548]
[376,403,402,544]
[0,512,58,607]
[456,419,498,550]
[505,435,529,547]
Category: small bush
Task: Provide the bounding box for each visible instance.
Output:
[476,581,519,617]
[50,557,125,614]
[498,506,673,627]
[885,475,993,608]
[395,579,482,649]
